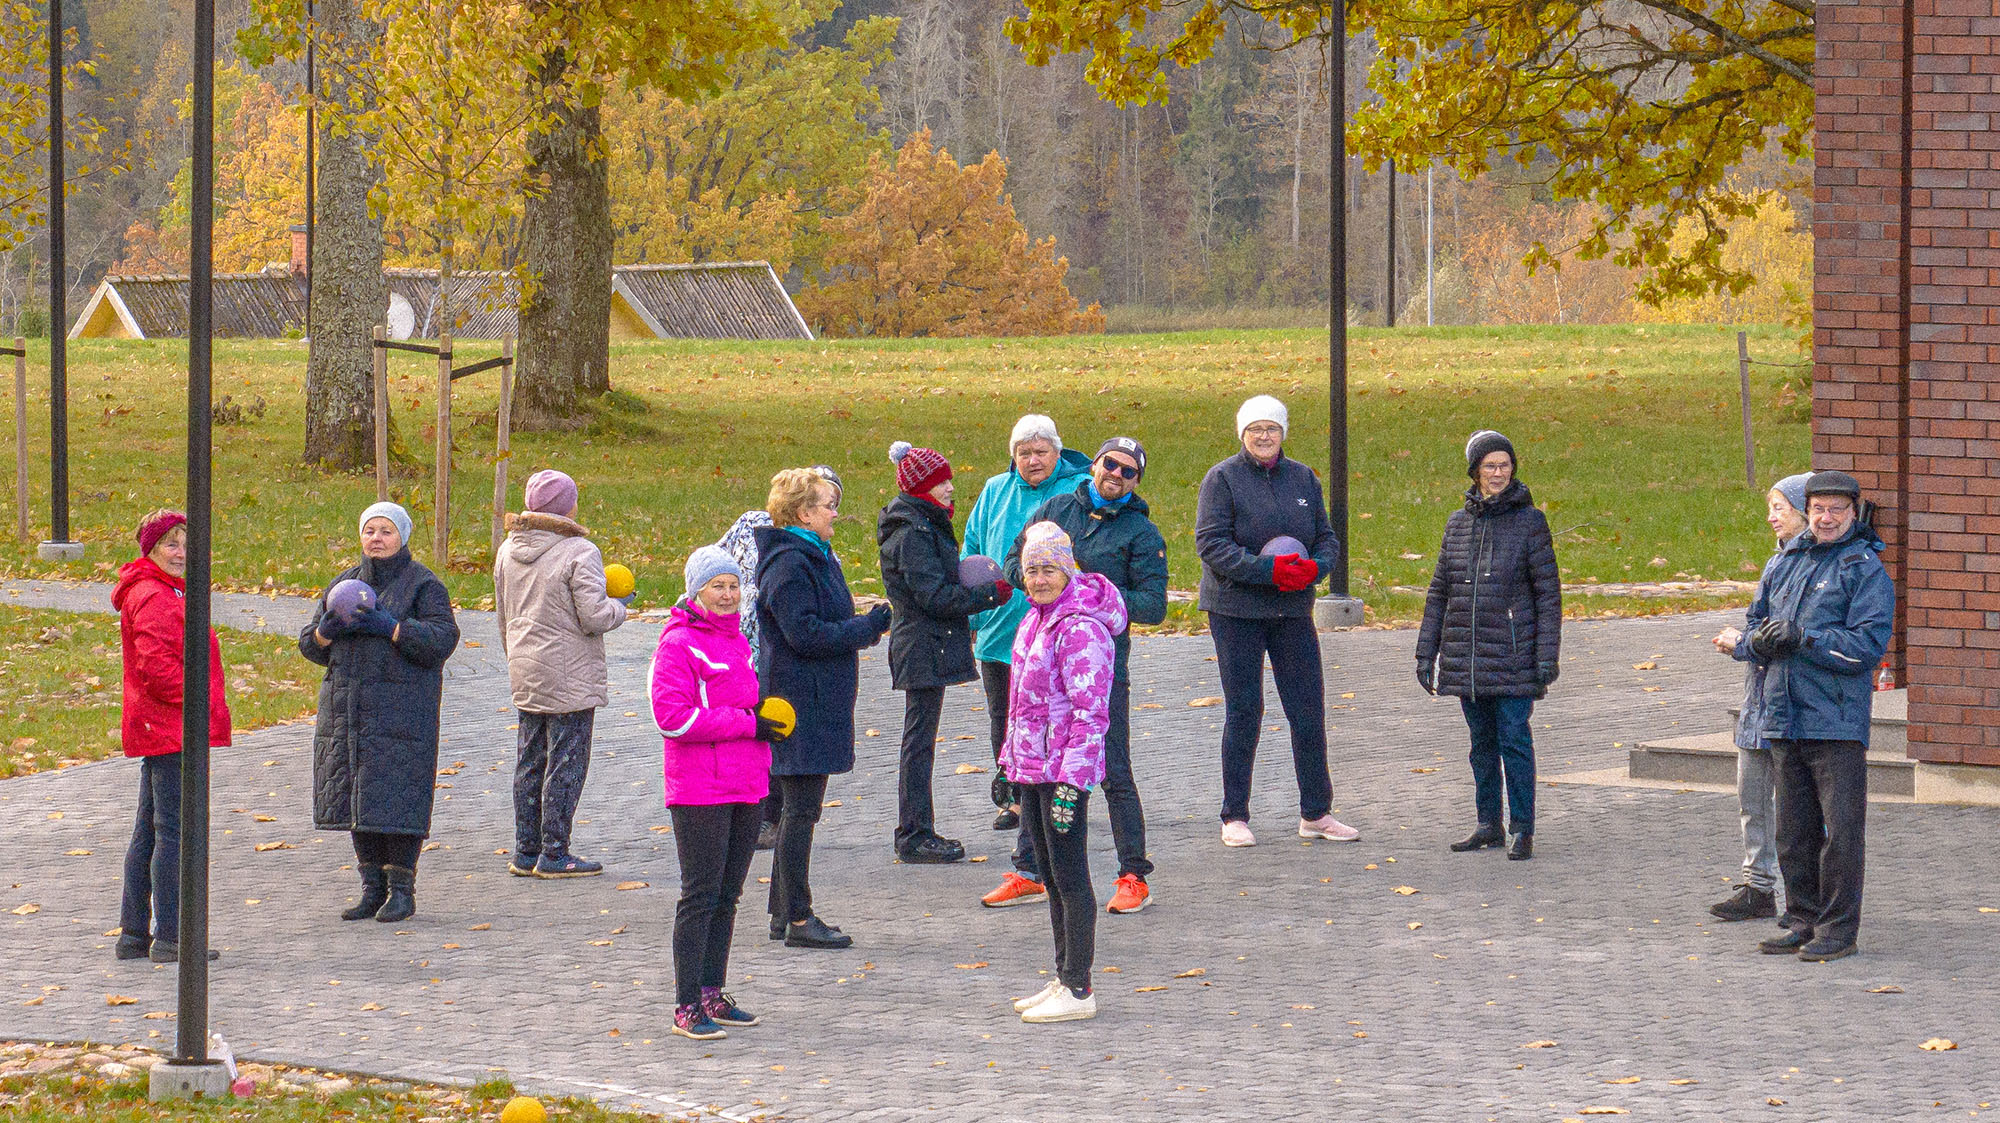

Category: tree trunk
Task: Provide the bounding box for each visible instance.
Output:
[301,0,387,469]
[515,92,610,431]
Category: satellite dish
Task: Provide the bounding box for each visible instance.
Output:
[386,292,416,340]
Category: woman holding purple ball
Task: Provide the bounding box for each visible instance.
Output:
[300,501,460,923]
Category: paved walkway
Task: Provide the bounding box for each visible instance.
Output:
[4,578,1997,1121]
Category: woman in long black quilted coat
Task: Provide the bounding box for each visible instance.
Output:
[300,501,460,922]
[1415,431,1561,861]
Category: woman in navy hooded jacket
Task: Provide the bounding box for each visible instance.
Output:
[754,468,891,950]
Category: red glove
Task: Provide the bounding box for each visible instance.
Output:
[990,579,1013,603]
[1271,553,1320,593]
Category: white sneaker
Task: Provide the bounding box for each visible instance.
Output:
[1221,821,1256,847]
[1021,986,1097,1023]
[1012,980,1063,1013]
[1299,815,1360,842]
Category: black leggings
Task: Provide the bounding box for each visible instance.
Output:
[767,773,829,925]
[1020,782,1095,992]
[670,801,762,1007]
[352,830,422,869]
[980,661,1012,804]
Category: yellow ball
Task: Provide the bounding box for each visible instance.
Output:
[757,696,797,739]
[499,1096,546,1123]
[603,563,635,600]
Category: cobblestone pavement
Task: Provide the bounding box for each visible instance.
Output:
[4,577,1998,1121]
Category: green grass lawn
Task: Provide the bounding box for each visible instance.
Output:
[0,607,318,779]
[0,324,1808,623]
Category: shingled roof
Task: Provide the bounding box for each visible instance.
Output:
[69,262,812,342]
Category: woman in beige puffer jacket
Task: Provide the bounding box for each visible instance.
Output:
[494,469,630,877]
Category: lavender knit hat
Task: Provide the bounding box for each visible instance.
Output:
[1021,521,1079,577]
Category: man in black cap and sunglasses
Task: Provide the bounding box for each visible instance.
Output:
[990,437,1169,915]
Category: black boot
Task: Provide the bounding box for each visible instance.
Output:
[1507,833,1533,861]
[1709,884,1777,922]
[375,865,416,923]
[341,863,388,921]
[1449,824,1505,852]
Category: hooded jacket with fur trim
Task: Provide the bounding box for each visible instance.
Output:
[493,511,628,713]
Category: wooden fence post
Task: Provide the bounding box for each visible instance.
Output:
[434,328,452,568]
[373,324,389,501]
[491,334,514,558]
[13,337,27,543]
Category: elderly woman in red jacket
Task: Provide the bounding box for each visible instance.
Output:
[114,509,230,964]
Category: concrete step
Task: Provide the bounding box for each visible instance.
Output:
[1632,690,1913,797]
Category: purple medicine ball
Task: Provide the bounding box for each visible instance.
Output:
[957,555,1003,587]
[327,578,376,622]
[1259,535,1308,558]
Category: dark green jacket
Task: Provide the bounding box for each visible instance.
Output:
[1004,480,1169,672]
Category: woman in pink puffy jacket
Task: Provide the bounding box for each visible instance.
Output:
[651,546,790,1042]
[1001,522,1127,1025]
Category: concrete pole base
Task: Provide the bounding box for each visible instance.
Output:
[149,1060,231,1101]
[1313,595,1365,630]
[36,540,85,561]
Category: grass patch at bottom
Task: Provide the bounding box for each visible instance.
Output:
[0,608,318,779]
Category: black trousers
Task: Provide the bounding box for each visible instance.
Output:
[1013,670,1151,880]
[1771,738,1867,945]
[767,773,829,925]
[896,687,947,849]
[352,830,422,869]
[980,660,1014,807]
[1210,612,1332,822]
[1020,782,1095,992]
[670,801,761,1007]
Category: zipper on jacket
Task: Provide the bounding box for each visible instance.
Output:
[1468,514,1488,700]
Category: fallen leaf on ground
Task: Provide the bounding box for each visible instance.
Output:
[254,815,277,822]
[440,943,461,950]
[1290,1003,1315,1009]
[1411,767,1437,774]
[1979,907,1998,914]
[954,763,988,774]
[968,856,988,862]
[1668,1079,1698,1086]
[953,962,988,970]
[609,926,627,935]
[864,729,881,737]
[1408,922,1422,930]
[1919,1038,1958,1051]
[253,841,295,851]
[1392,886,1419,896]
[468,923,491,931]
[589,940,613,947]
[1767,1098,1785,1106]
[360,1002,384,1011]
[1134,986,1168,992]
[21,997,43,1006]
[1632,661,1657,670]
[1174,968,1206,978]
[1521,1040,1559,1049]
[1604,1076,1641,1084]
[823,800,842,807]
[1579,1108,1629,1116]
[10,903,40,915]
[143,1011,172,1019]
[1188,697,1224,707]
[64,849,91,856]
[1867,985,1904,994]
[106,995,138,1006]
[616,881,648,891]
[1138,703,1163,709]
[1352,1031,1368,1038]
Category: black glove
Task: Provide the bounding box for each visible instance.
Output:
[754,712,790,743]
[351,606,399,638]
[991,771,1013,810]
[317,611,354,640]
[1535,661,1560,687]
[1748,618,1804,661]
[1051,783,1083,834]
[867,603,893,632]
[1415,658,1436,696]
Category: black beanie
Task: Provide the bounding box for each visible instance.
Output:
[1465,429,1517,478]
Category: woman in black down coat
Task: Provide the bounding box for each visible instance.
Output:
[300,501,461,922]
[1415,431,1561,861]
[756,469,892,949]
[877,441,1009,865]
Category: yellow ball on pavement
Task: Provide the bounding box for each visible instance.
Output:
[499,1096,547,1123]
[604,563,635,600]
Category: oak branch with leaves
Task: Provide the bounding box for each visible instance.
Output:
[1006,0,1813,304]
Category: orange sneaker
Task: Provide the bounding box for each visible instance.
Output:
[980,872,1047,908]
[1106,873,1151,914]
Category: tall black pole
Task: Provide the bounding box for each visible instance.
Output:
[177,0,217,1068]
[46,0,70,547]
[1326,11,1349,597]
[1385,159,1397,327]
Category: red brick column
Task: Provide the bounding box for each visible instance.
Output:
[1817,0,2000,767]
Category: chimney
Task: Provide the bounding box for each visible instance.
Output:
[290,223,309,279]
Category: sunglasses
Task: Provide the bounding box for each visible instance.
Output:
[1097,457,1140,480]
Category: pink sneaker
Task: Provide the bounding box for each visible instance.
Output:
[1220,821,1256,847]
[1299,815,1360,842]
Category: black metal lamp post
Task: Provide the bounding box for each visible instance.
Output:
[37,0,80,563]
[1318,8,1361,625]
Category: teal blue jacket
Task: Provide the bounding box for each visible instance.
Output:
[962,448,1093,664]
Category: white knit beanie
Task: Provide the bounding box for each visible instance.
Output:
[1009,414,1062,457]
[1236,395,1289,438]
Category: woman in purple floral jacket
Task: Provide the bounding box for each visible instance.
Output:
[1001,522,1127,1024]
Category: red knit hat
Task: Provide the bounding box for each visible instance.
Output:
[890,441,952,496]
[137,510,187,557]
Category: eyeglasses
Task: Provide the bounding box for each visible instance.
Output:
[1097,456,1139,480]
[1243,424,1284,438]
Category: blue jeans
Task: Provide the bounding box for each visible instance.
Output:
[1459,695,1536,833]
[119,754,183,950]
[514,709,595,859]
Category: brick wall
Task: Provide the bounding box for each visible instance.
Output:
[1816,0,2000,763]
